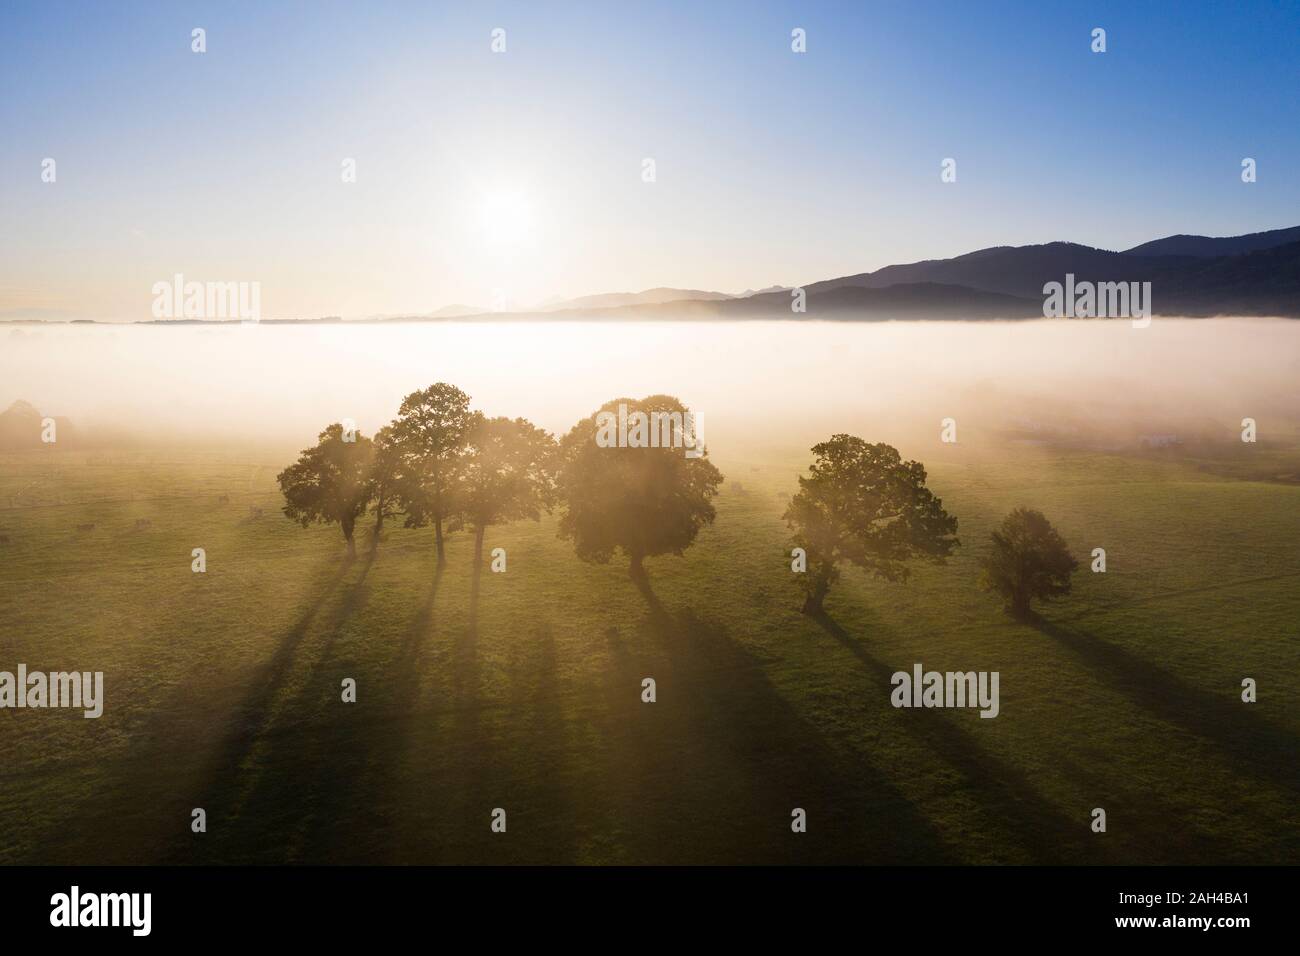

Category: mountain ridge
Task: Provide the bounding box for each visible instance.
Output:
[7,224,1298,324]
[337,223,1300,321]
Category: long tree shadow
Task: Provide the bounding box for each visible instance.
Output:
[470,623,577,863]
[813,611,1108,864]
[389,567,446,743]
[628,573,957,863]
[630,565,665,619]
[280,565,449,863]
[1032,614,1300,798]
[37,553,359,865]
[347,566,449,862]
[469,549,484,628]
[383,558,571,863]
[186,561,449,864]
[442,541,484,823]
[168,549,378,862]
[435,559,487,860]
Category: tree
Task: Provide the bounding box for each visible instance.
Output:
[784,435,958,616]
[367,423,407,543]
[457,415,558,568]
[557,395,722,581]
[979,507,1079,618]
[389,383,474,567]
[277,423,375,558]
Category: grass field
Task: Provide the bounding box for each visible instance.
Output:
[1,437,1298,865]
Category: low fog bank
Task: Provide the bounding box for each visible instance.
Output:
[2,319,1297,458]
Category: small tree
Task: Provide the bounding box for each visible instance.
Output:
[557,395,722,581]
[277,423,375,557]
[390,383,474,567]
[785,435,958,616]
[979,507,1078,618]
[457,414,558,567]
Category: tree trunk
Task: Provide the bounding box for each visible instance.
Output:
[434,517,445,566]
[801,576,829,616]
[468,524,485,627]
[1012,591,1031,619]
[343,518,356,559]
[628,552,645,580]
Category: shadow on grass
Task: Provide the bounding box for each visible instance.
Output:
[246,551,579,864]
[257,556,506,864]
[1032,614,1300,798]
[280,565,450,863]
[379,564,578,864]
[469,549,483,627]
[626,572,957,864]
[33,552,363,864]
[167,549,378,863]
[812,610,1104,864]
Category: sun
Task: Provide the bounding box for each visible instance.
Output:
[480,188,535,247]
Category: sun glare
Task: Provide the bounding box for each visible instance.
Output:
[480,188,535,246]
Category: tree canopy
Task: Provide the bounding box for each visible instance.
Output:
[556,395,722,578]
[979,507,1079,617]
[784,435,958,615]
[276,423,375,556]
[367,423,407,540]
[389,383,475,565]
[457,414,558,561]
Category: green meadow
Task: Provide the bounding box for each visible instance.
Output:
[1,438,1297,865]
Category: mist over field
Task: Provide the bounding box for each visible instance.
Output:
[4,318,1298,456]
[4,314,1298,868]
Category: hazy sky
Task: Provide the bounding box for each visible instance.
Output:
[2,0,1298,320]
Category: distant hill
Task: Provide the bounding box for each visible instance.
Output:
[756,226,1300,318]
[429,304,483,318]
[803,243,1197,300]
[464,231,1300,320]
[1147,240,1300,315]
[461,282,1041,322]
[539,287,732,311]
[733,285,790,297]
[716,282,1040,319]
[0,308,79,321]
[1122,225,1300,258]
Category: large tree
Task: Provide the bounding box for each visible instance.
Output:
[784,435,958,616]
[457,414,558,567]
[277,423,375,557]
[557,395,722,581]
[389,383,474,566]
[367,423,407,542]
[979,507,1079,618]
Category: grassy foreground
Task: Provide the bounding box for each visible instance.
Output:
[1,439,1297,864]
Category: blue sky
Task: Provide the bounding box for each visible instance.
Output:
[2,0,1297,319]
